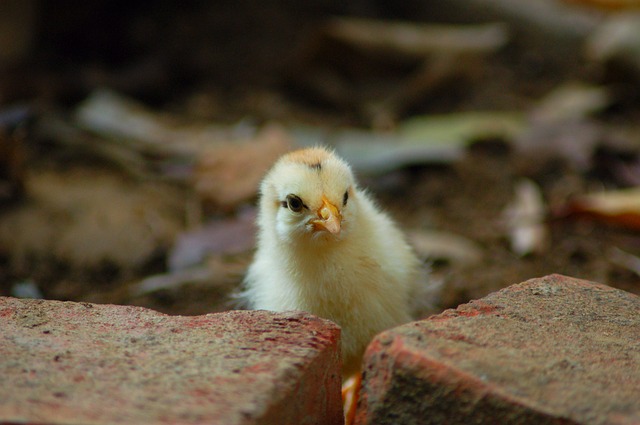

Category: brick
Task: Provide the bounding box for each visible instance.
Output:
[0,297,343,425]
[356,274,640,425]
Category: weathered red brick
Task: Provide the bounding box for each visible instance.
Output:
[0,297,343,425]
[356,274,640,425]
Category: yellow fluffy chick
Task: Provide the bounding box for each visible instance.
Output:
[242,146,422,377]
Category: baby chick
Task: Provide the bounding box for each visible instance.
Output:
[242,146,422,378]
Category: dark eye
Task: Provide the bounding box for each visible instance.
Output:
[286,194,304,213]
[343,190,349,206]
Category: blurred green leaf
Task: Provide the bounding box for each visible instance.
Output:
[399,111,526,145]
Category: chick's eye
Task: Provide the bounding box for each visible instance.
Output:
[343,190,349,206]
[285,194,305,213]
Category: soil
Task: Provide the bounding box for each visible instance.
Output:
[1,2,639,317]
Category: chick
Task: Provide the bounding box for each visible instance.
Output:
[242,146,422,378]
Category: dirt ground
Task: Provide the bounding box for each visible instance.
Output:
[1,2,640,318]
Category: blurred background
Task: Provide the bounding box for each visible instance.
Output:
[1,0,640,316]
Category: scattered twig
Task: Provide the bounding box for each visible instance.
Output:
[324,18,508,56]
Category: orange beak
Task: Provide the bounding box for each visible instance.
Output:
[311,196,341,234]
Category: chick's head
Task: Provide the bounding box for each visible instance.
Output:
[259,147,357,243]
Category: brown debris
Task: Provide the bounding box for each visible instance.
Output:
[0,130,26,204]
[194,124,292,211]
[0,169,183,275]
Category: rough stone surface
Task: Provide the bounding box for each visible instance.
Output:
[356,274,640,425]
[0,297,343,425]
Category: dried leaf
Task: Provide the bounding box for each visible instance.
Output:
[293,114,519,176]
[128,267,216,297]
[565,0,640,9]
[503,179,548,256]
[36,114,153,180]
[10,280,43,299]
[325,18,508,56]
[193,124,292,209]
[514,120,602,172]
[609,247,640,277]
[568,188,640,228]
[75,89,229,157]
[586,13,640,72]
[407,229,484,266]
[0,169,182,272]
[427,0,602,45]
[336,136,461,176]
[290,125,462,175]
[289,19,509,125]
[514,82,610,172]
[529,82,610,123]
[168,208,256,272]
[400,111,525,145]
[129,255,249,298]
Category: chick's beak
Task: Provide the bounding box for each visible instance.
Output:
[311,196,341,234]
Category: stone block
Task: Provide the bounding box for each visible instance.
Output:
[0,298,343,425]
[356,274,640,425]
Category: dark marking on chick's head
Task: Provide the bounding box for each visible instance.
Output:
[285,148,332,168]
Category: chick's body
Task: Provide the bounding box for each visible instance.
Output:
[243,147,420,376]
